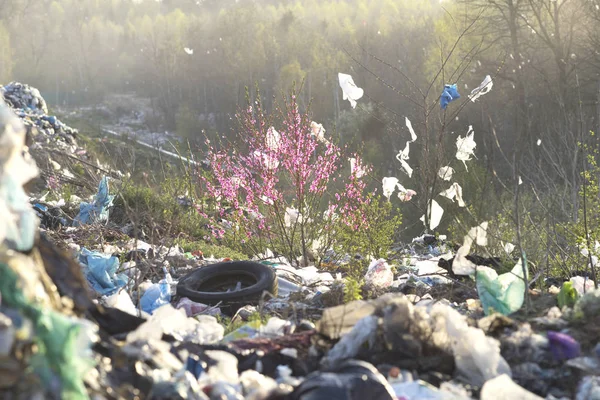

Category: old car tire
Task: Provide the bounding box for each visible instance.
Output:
[177,261,278,308]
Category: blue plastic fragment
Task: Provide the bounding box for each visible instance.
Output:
[73,176,115,226]
[440,84,460,109]
[33,203,48,212]
[186,355,205,379]
[78,248,127,295]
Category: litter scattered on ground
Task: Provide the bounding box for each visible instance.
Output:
[2,82,600,399]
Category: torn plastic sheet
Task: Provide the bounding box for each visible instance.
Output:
[503,242,515,255]
[73,176,115,226]
[468,75,493,102]
[438,166,454,181]
[253,150,279,170]
[481,374,542,400]
[349,157,366,179]
[405,117,417,142]
[441,305,511,387]
[382,177,399,200]
[395,141,413,177]
[420,199,444,230]
[284,207,301,227]
[265,126,280,151]
[338,73,364,109]
[456,126,476,170]
[452,222,488,275]
[477,259,527,315]
[397,185,417,202]
[439,182,466,207]
[184,47,194,55]
[382,177,415,202]
[440,84,460,109]
[78,248,127,296]
[310,121,328,143]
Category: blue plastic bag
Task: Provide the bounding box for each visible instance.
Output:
[140,280,171,314]
[73,176,115,226]
[440,84,460,109]
[79,248,127,295]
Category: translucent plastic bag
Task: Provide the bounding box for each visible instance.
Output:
[364,259,393,288]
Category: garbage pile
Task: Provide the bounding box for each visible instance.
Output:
[2,82,78,148]
[3,84,600,400]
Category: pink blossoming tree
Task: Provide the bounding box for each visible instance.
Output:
[196,92,373,266]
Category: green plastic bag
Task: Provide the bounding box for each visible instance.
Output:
[557,281,579,309]
[0,260,95,399]
[476,259,527,315]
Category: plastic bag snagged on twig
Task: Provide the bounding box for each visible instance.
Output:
[73,176,115,226]
[338,73,364,109]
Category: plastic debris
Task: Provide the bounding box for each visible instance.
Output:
[456,126,476,170]
[1,82,48,114]
[577,376,600,400]
[468,75,493,102]
[349,157,366,179]
[289,360,396,400]
[547,331,580,360]
[79,248,127,296]
[140,279,171,314]
[382,177,399,200]
[103,289,139,317]
[284,207,301,227]
[73,176,115,226]
[322,315,378,365]
[405,116,417,142]
[503,242,515,255]
[439,182,466,207]
[438,166,454,181]
[0,98,39,252]
[570,276,595,295]
[480,374,543,400]
[184,47,194,55]
[0,312,15,357]
[338,73,364,108]
[1,255,97,399]
[177,297,220,317]
[420,199,444,230]
[442,305,512,386]
[310,121,328,143]
[265,126,280,151]
[558,281,579,308]
[127,305,224,344]
[476,259,527,315]
[364,258,394,288]
[395,141,413,177]
[398,186,417,202]
[390,380,454,400]
[440,83,460,109]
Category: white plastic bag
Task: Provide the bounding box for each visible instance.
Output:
[364,258,394,288]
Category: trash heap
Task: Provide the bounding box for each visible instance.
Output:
[2,82,78,148]
[3,83,600,400]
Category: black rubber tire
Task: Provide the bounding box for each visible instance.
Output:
[176,261,278,308]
